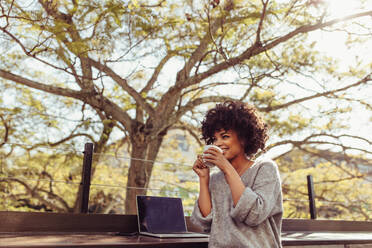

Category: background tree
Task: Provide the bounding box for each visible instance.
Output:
[0,0,371,214]
[278,148,372,220]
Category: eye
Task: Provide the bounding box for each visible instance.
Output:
[222,135,229,139]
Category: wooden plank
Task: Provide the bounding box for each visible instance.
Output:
[0,211,137,233]
[0,212,204,234]
[0,233,209,248]
[1,232,372,248]
[1,211,372,248]
[1,211,371,234]
[282,231,372,245]
[282,219,372,232]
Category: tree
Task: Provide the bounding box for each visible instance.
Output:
[0,131,200,214]
[278,148,372,220]
[0,149,83,212]
[0,0,371,214]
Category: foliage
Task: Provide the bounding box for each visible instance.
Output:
[278,148,371,220]
[1,139,371,220]
[0,146,82,212]
[0,0,371,214]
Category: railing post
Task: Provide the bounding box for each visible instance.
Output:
[80,143,93,213]
[307,175,317,219]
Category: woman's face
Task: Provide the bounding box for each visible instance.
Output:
[212,129,245,161]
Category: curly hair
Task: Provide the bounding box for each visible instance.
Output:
[201,101,269,157]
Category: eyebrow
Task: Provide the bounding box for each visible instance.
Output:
[217,130,230,136]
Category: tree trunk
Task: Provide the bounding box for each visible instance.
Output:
[124,132,165,214]
[125,141,149,214]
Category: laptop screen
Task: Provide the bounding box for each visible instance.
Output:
[136,195,187,234]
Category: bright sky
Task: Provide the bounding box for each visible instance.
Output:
[265,0,372,158]
[311,2,371,131]
[326,0,369,18]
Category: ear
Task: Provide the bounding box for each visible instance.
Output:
[239,139,245,149]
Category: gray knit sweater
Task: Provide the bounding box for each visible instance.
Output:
[191,159,283,248]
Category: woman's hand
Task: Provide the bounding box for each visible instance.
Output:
[192,154,210,179]
[193,155,212,217]
[202,147,230,173]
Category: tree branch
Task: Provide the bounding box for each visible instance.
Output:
[268,132,372,162]
[0,115,9,148]
[169,123,203,147]
[155,11,233,117]
[0,69,82,98]
[25,133,95,151]
[255,0,269,44]
[2,178,68,212]
[141,52,174,94]
[176,95,235,119]
[259,73,372,112]
[182,10,372,88]
[0,69,134,130]
[88,58,155,116]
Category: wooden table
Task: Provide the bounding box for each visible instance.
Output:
[2,231,372,247]
[0,232,208,248]
[1,211,372,248]
[282,231,372,246]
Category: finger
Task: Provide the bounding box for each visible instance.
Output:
[195,161,206,169]
[197,155,204,163]
[203,154,216,161]
[194,157,204,166]
[193,162,202,170]
[196,164,204,170]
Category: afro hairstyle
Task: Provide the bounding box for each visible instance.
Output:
[201,100,269,157]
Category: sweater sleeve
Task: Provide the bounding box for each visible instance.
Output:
[230,161,282,226]
[190,199,213,232]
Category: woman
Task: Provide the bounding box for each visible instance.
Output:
[191,101,283,248]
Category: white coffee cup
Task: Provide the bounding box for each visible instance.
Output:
[202,145,223,168]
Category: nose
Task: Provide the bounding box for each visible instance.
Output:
[213,138,222,147]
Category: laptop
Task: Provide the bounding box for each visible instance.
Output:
[136,195,210,238]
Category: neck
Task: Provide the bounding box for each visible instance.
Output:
[230,154,254,176]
